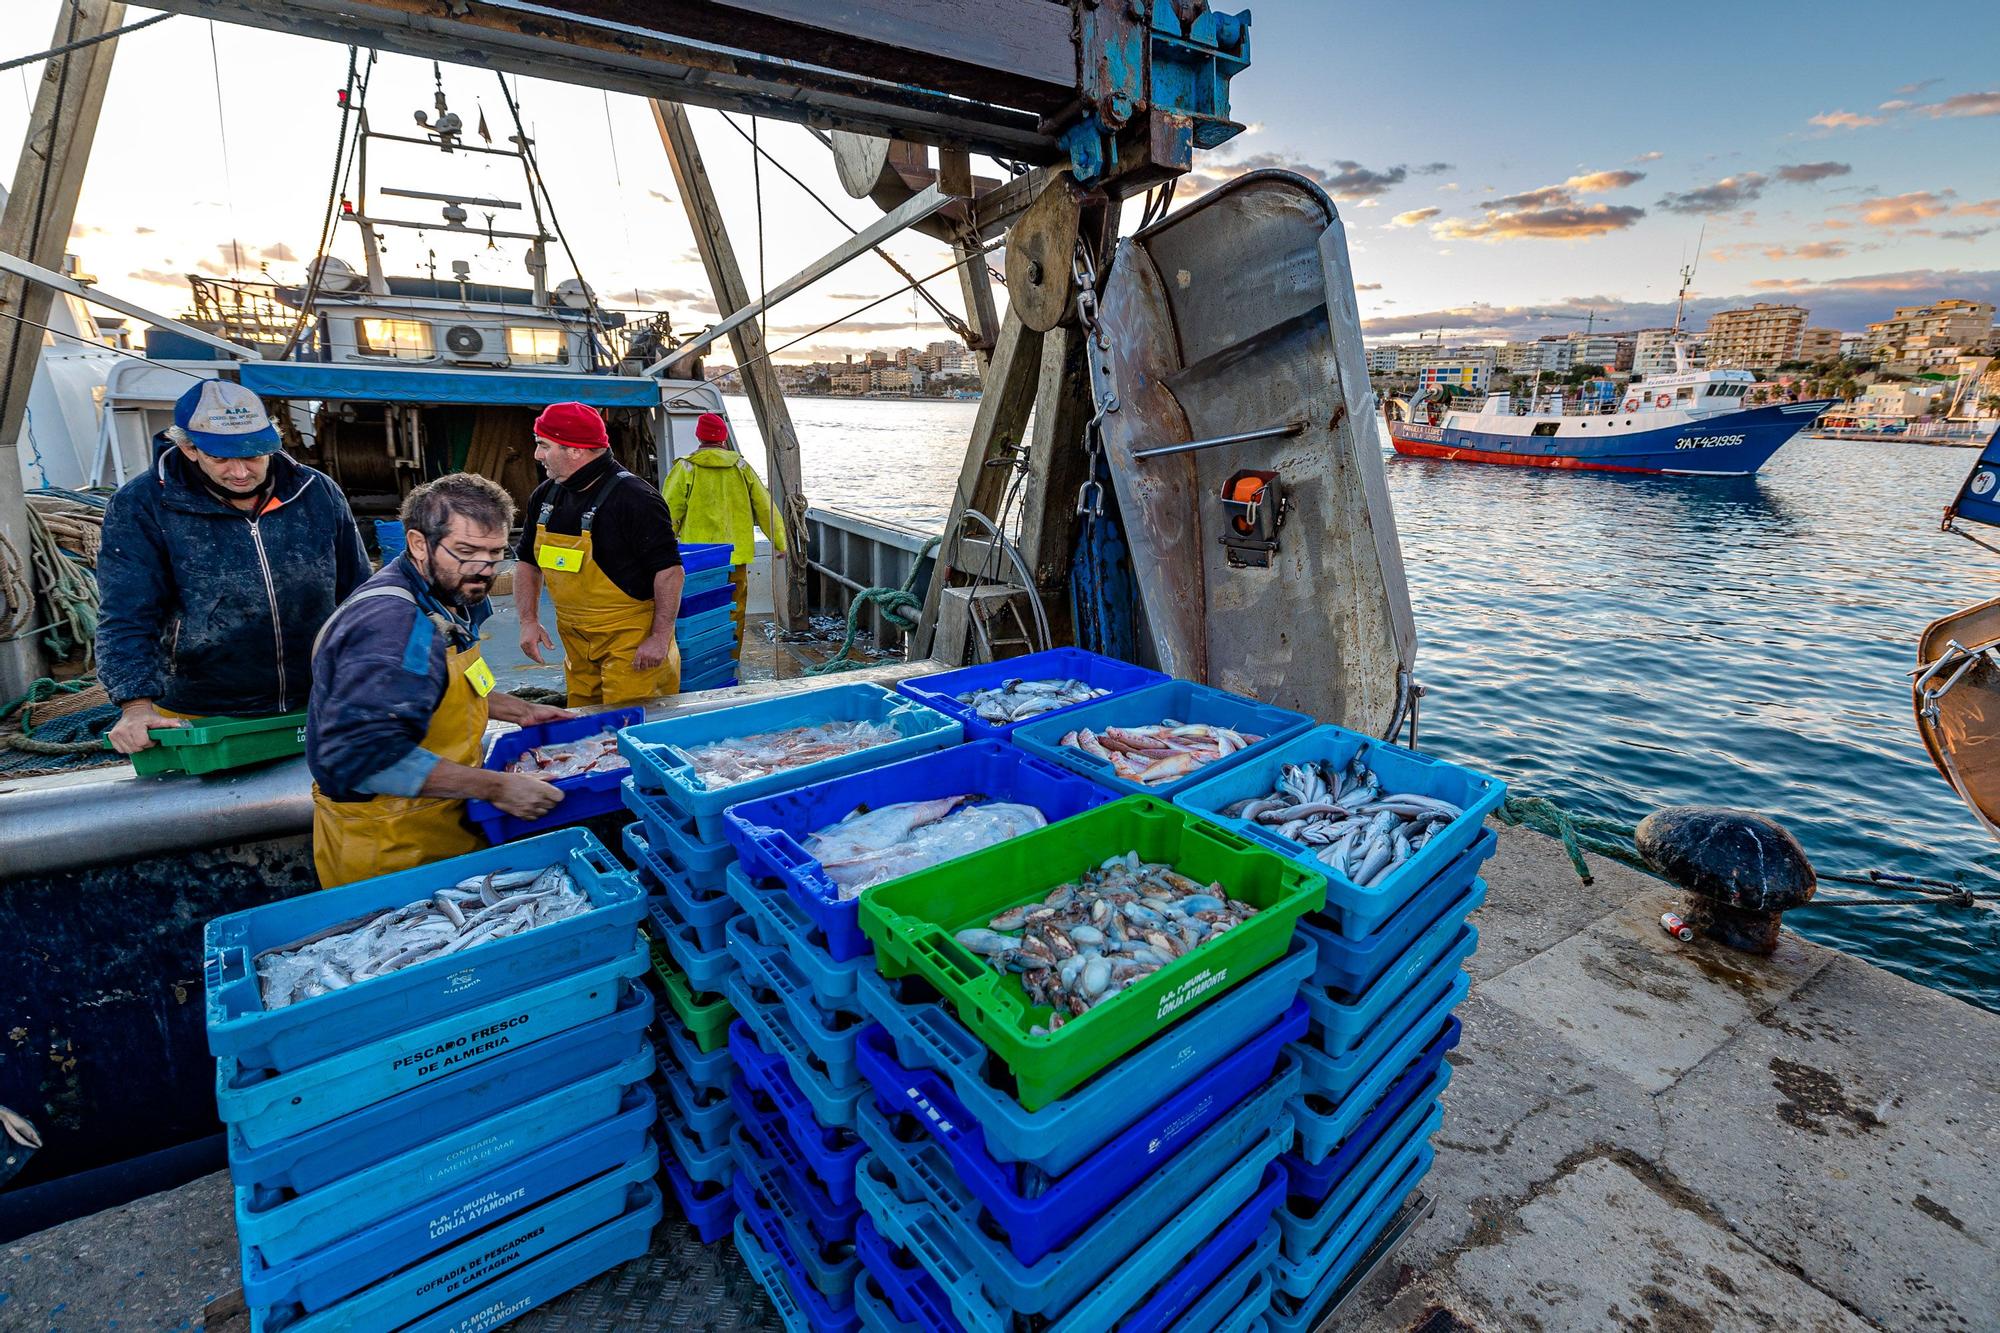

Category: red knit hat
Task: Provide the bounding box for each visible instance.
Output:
[695,412,731,444]
[533,401,609,449]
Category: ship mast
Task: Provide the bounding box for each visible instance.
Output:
[1670,225,1704,373]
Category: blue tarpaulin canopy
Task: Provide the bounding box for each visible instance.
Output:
[1949,432,2000,530]
[237,362,664,408]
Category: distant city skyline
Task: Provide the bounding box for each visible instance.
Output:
[2,1,1996,360]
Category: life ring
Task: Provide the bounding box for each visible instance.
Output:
[1622,398,1638,413]
[1654,393,1671,409]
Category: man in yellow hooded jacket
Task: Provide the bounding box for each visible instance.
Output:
[661,412,787,648]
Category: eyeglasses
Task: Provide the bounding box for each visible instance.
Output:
[434,544,511,575]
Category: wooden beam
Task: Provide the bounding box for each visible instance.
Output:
[0,0,126,697]
[953,234,1000,369]
[1015,325,1093,588]
[911,306,1044,660]
[649,100,808,630]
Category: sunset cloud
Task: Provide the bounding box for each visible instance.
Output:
[1809,110,1883,129]
[1632,150,1664,163]
[1812,88,2000,130]
[1762,241,1850,261]
[1433,204,1645,242]
[1389,207,1440,228]
[1773,161,1852,184]
[1927,90,2000,118]
[1189,152,1412,200]
[1856,191,1955,226]
[1657,173,1768,214]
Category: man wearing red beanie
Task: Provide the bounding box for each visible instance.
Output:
[662,411,788,651]
[515,401,686,704]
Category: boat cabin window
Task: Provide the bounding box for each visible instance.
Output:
[507,326,569,366]
[1532,422,1560,436]
[356,317,434,361]
[1676,387,1695,403]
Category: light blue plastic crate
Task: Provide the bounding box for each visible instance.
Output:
[681,636,739,681]
[854,1061,1296,1320]
[1274,1116,1437,1299]
[236,1053,653,1269]
[1167,1223,1279,1333]
[733,1070,860,1247]
[675,600,736,643]
[389,1181,661,1333]
[205,827,643,1075]
[731,1131,860,1297]
[1283,1021,1456,1201]
[615,683,963,839]
[856,1094,1294,1331]
[652,897,737,993]
[1279,1094,1443,1267]
[1011,679,1314,800]
[677,612,738,660]
[1174,724,1505,941]
[1292,970,1467,1165]
[658,1055,736,1151]
[1297,831,1493,997]
[624,823,738,951]
[853,933,1315,1175]
[1306,919,1480,1059]
[621,779,737,891]
[725,917,863,1081]
[854,1214,955,1331]
[219,942,648,1150]
[1297,925,1472,1074]
[246,1147,658,1332]
[724,866,870,1009]
[681,661,740,696]
[724,983,865,1129]
[735,1212,861,1333]
[660,1098,735,1187]
[893,648,1170,743]
[1265,1147,1428,1333]
[733,1022,865,1210]
[654,997,735,1097]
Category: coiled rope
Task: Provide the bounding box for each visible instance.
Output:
[0,491,104,664]
[805,536,940,677]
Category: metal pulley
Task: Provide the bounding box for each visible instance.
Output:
[1006,177,1083,332]
[1217,469,1287,568]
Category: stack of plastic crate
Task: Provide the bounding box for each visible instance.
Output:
[831,794,1324,1333]
[616,684,961,1252]
[677,541,741,693]
[1177,725,1503,1329]
[204,829,658,1332]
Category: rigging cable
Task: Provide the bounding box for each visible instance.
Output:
[0,10,173,75]
[751,115,766,340]
[205,22,246,276]
[494,72,604,339]
[281,45,365,359]
[600,89,639,309]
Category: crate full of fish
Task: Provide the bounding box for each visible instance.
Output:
[894,647,1168,741]
[854,994,1305,1264]
[854,934,1316,1177]
[1011,679,1313,799]
[465,707,644,843]
[1174,724,1505,940]
[723,738,1116,962]
[206,829,645,1076]
[617,682,962,839]
[857,795,1323,1110]
[1298,829,1494,998]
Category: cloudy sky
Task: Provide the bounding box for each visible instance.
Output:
[3,0,1996,357]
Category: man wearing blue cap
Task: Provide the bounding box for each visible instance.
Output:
[97,379,370,755]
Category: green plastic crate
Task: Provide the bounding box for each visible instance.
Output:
[649,940,736,1053]
[858,795,1325,1110]
[113,709,309,777]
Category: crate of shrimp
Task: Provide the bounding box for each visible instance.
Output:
[1011,679,1314,800]
[894,648,1168,742]
[857,794,1324,1110]
[205,827,645,1076]
[615,682,962,840]
[467,707,643,843]
[1174,724,1505,941]
[722,738,1117,961]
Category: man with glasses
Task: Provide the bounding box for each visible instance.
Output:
[98,380,370,756]
[306,473,573,887]
[514,401,685,705]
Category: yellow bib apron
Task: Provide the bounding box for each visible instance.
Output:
[311,592,492,888]
[535,501,680,707]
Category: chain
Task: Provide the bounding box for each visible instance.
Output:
[1073,241,1117,517]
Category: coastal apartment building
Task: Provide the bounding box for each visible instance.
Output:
[1566,332,1630,371]
[1798,327,1843,362]
[1703,303,1806,370]
[1417,347,1498,395]
[1867,299,1997,367]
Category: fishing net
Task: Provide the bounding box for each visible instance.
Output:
[0,677,123,779]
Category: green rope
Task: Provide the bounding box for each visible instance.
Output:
[805,536,941,677]
[1497,794,1647,886]
[0,677,114,757]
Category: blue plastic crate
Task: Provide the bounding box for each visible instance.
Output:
[219,943,648,1150]
[246,1146,658,1332]
[725,981,866,1129]
[732,1069,862,1246]
[856,1094,1295,1332]
[676,601,736,646]
[1166,1223,1279,1333]
[725,867,870,1008]
[683,563,734,600]
[1305,915,1480,1059]
[616,683,963,839]
[236,1057,653,1270]
[466,708,644,843]
[624,824,738,952]
[733,1023,865,1208]
[680,542,734,577]
[1011,680,1314,800]
[725,917,863,1077]
[1292,977,1466,1166]
[229,983,650,1202]
[391,1181,662,1333]
[893,649,1169,742]
[853,933,1315,1176]
[682,663,740,695]
[662,1152,737,1244]
[658,1056,736,1150]
[854,1215,958,1332]
[1298,924,1472,1071]
[735,1212,861,1333]
[654,999,735,1097]
[1118,1163,1285,1333]
[722,739,1117,962]
[1282,1018,1458,1201]
[205,828,644,1076]
[651,897,737,993]
[660,1098,735,1187]
[854,1273,927,1333]
[680,581,737,618]
[679,635,739,682]
[854,1060,1296,1320]
[854,998,1305,1264]
[731,1132,861,1302]
[1174,725,1505,941]
[1274,1107,1438,1298]
[1298,830,1494,997]
[1265,1148,1427,1333]
[621,779,737,891]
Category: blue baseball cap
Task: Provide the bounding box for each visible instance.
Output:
[173,380,280,457]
